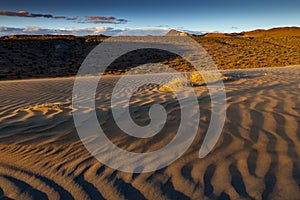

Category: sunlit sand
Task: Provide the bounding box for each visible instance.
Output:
[0,66,299,199]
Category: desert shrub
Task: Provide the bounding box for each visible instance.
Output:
[159,71,223,92]
[159,77,189,92]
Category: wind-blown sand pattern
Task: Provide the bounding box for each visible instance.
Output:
[0,66,299,199]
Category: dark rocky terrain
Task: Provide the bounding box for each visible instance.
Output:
[1,27,300,80]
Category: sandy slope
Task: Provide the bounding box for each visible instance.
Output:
[0,66,299,200]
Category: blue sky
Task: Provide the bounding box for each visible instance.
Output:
[1,0,300,35]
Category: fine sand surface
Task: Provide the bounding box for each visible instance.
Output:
[0,66,299,199]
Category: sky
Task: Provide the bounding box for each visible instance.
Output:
[1,0,300,36]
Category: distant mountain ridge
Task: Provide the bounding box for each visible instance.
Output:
[203,26,300,37]
[1,27,300,39]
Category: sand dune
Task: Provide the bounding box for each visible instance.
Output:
[0,66,299,199]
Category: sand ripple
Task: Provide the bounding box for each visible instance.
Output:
[0,66,299,199]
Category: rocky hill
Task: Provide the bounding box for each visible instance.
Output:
[1,27,300,80]
[165,29,188,36]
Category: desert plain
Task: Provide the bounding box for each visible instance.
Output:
[0,28,300,200]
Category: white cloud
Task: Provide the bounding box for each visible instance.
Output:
[0,26,217,37]
[0,26,122,36]
[182,29,218,35]
[116,28,170,36]
[24,26,41,32]
[0,27,7,31]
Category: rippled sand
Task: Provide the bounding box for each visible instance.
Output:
[0,66,299,199]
